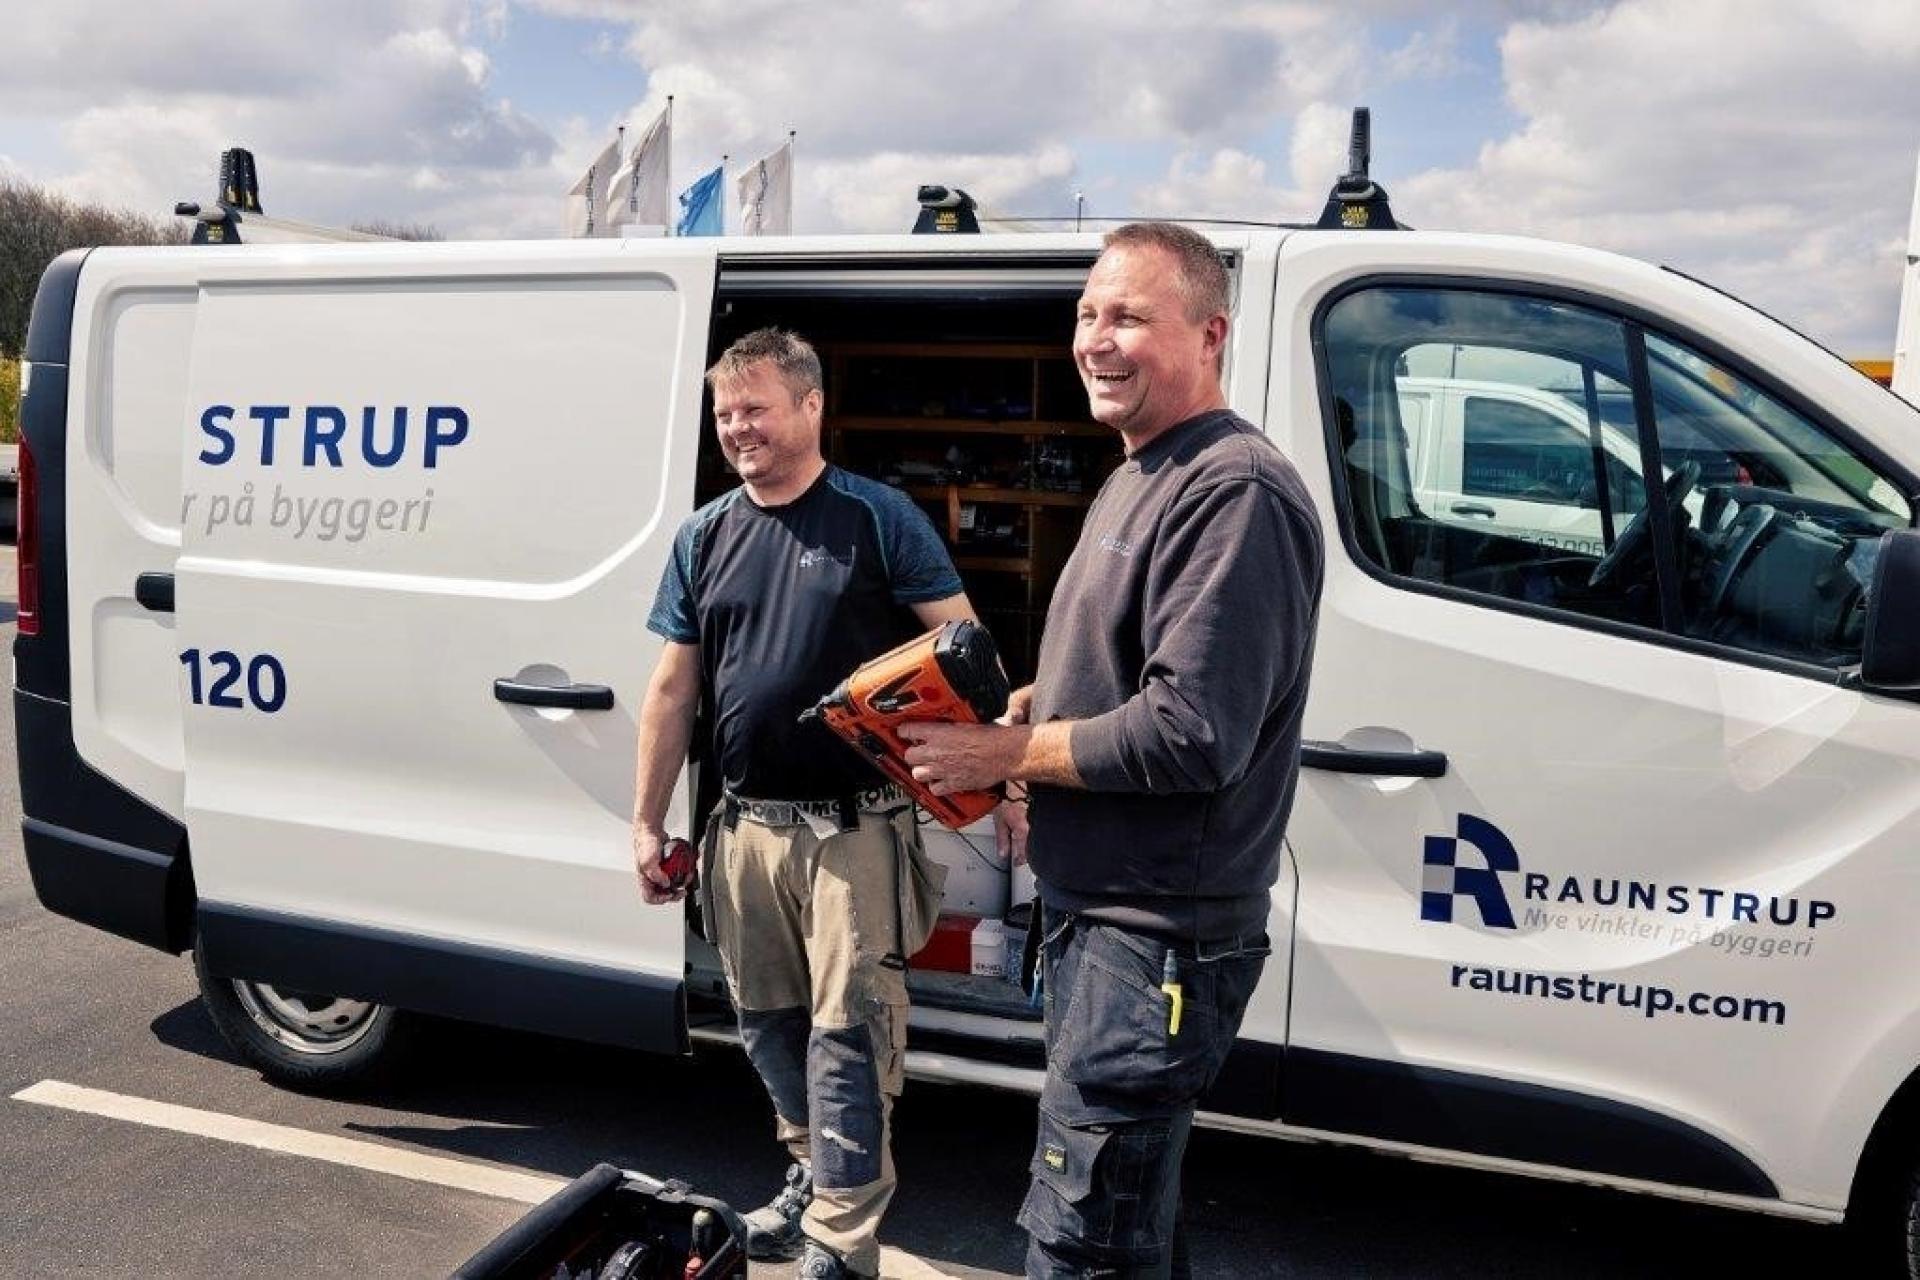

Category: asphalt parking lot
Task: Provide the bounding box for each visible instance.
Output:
[0,539,1857,1276]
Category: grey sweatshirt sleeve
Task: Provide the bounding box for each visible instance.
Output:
[1068,476,1319,793]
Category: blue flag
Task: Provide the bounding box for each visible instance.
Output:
[676,166,724,236]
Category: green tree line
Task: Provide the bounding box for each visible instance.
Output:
[1,178,188,443]
[1,178,188,360]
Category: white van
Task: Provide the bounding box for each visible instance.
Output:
[17,224,1920,1267]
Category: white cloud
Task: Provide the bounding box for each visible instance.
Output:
[3,0,1913,358]
[529,0,1406,231]
[1399,0,1920,351]
[1382,19,1467,82]
[5,0,563,235]
[811,146,1078,231]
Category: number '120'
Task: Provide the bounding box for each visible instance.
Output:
[180,649,287,713]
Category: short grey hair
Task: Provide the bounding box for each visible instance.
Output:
[706,327,823,401]
[1101,222,1231,323]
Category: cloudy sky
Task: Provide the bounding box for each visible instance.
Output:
[4,0,1917,352]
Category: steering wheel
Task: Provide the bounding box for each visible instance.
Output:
[1587,459,1701,590]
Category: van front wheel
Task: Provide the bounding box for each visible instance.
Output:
[1905,1155,1920,1279]
[193,946,410,1089]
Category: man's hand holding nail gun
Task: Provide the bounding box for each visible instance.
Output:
[899,680,1085,817]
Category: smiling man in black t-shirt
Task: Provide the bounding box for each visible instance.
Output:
[632,329,972,1280]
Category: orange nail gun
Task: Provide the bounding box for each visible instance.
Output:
[801,620,1011,829]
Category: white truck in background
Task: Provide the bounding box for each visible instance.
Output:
[16,141,1920,1274]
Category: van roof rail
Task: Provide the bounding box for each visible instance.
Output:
[1315,107,1400,231]
[175,145,393,245]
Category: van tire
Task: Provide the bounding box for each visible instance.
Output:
[193,946,411,1090]
[1905,1155,1920,1279]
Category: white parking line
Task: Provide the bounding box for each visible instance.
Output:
[12,1078,566,1203]
[11,1079,984,1279]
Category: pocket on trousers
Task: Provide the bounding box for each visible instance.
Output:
[1017,1107,1168,1261]
[1054,926,1246,1105]
[875,992,909,1097]
[891,808,946,958]
[697,810,729,972]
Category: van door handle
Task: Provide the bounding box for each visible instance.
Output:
[1450,502,1497,518]
[493,679,615,711]
[135,572,175,613]
[1301,740,1448,778]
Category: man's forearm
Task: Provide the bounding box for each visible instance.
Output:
[633,688,698,831]
[1007,720,1085,789]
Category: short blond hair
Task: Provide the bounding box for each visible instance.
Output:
[706,328,823,402]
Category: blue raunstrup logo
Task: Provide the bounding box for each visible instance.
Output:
[1421,813,1519,930]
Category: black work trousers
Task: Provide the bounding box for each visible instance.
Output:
[1017,906,1268,1278]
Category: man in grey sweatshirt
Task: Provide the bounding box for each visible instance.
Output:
[902,221,1324,1276]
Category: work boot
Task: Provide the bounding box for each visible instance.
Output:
[741,1161,812,1261]
[796,1239,860,1278]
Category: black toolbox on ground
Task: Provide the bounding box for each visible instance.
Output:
[453,1163,748,1279]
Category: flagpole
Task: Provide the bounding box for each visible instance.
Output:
[665,96,675,237]
[787,129,796,234]
[721,153,729,236]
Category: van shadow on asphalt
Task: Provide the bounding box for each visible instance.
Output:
[150,999,1850,1277]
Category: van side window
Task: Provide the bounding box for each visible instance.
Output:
[1325,287,1661,630]
[1322,284,1917,674]
[1643,333,1912,668]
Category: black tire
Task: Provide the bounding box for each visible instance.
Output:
[1904,1155,1920,1280]
[1845,1137,1920,1279]
[193,945,413,1090]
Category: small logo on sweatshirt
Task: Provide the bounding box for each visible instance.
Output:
[1097,535,1134,558]
[798,549,830,568]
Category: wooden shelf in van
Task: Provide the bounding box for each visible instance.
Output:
[829,416,1109,439]
[904,485,1094,508]
[953,554,1033,573]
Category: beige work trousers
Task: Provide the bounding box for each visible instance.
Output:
[701,802,944,1277]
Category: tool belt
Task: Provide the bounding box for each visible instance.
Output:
[721,784,907,833]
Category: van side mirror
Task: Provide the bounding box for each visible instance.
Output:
[1862,528,1920,691]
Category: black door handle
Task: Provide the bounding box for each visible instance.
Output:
[136,572,175,613]
[493,679,615,711]
[1301,739,1448,778]
[1451,502,1497,518]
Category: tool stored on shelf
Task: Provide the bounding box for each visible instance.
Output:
[801,620,1011,829]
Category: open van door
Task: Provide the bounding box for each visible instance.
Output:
[175,241,715,1057]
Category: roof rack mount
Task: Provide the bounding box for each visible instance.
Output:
[1315,107,1400,231]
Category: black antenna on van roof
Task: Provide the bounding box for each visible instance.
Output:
[1315,108,1399,231]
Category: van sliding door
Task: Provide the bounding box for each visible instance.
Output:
[174,243,716,1053]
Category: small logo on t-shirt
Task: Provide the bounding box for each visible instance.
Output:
[1098,535,1134,557]
[798,549,830,568]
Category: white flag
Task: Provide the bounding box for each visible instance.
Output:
[565,135,623,238]
[736,139,792,236]
[605,106,672,233]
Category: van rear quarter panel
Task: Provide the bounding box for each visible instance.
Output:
[66,257,200,820]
